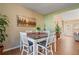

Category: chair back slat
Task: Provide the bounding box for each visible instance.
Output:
[20,32,29,45]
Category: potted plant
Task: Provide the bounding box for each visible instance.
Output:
[36,27,41,34]
[55,24,61,39]
[36,27,41,31]
[0,14,8,54]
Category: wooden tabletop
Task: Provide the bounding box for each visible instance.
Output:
[27,32,48,39]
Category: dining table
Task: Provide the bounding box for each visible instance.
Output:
[27,32,48,55]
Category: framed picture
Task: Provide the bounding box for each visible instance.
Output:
[17,15,36,27]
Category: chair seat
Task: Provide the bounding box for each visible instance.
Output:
[28,41,33,46]
[38,40,46,47]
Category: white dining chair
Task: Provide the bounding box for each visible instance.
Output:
[37,31,56,55]
[20,32,33,55]
[20,31,33,50]
[49,33,56,52]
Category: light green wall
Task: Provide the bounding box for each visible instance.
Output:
[44,4,79,31]
[44,14,55,31]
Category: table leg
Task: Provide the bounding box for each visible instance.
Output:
[33,41,38,55]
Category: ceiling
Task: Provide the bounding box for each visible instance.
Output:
[19,3,77,15]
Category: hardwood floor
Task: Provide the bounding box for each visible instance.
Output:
[54,36,79,55]
[3,36,79,55]
[3,48,20,55]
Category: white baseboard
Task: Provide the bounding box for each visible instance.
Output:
[3,45,20,52]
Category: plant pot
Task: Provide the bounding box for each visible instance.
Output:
[56,32,60,40]
[0,45,4,55]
